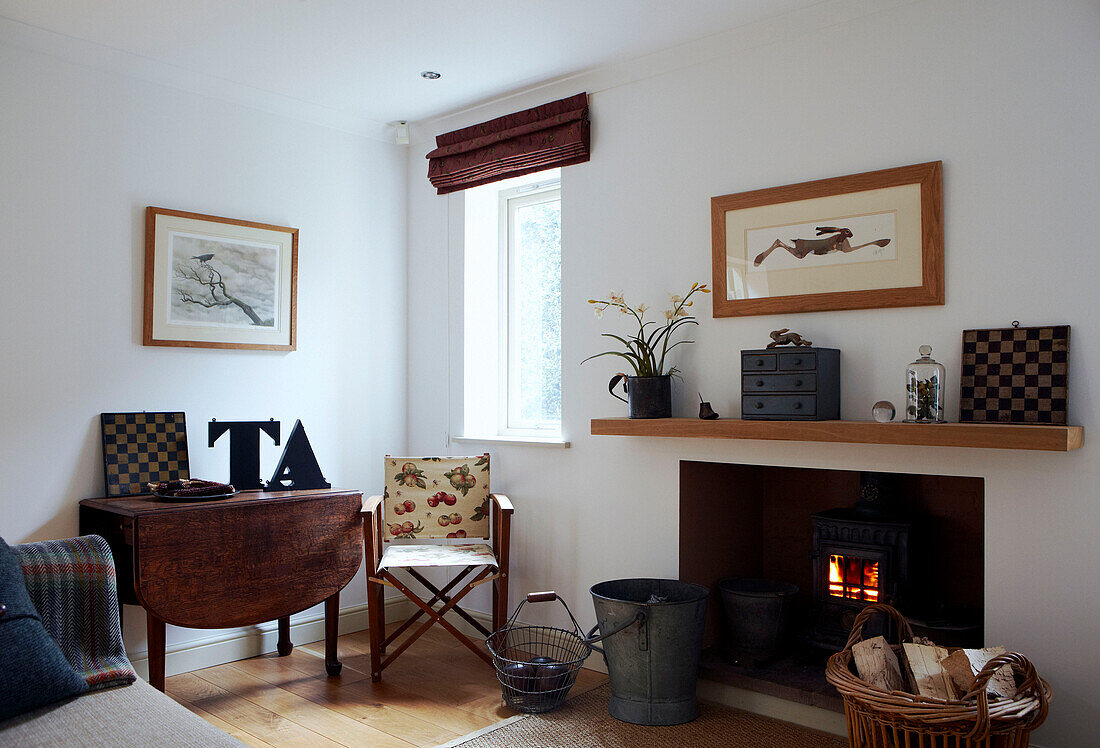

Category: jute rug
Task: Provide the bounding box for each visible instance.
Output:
[440,683,848,747]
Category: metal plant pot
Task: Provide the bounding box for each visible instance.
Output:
[608,374,672,419]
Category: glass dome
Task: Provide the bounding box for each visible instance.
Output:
[905,345,945,423]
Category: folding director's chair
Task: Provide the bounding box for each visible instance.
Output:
[363,454,513,681]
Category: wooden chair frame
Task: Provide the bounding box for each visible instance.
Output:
[362,492,513,681]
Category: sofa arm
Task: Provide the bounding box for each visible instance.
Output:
[14,535,136,690]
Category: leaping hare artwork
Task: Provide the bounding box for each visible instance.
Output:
[753,226,891,267]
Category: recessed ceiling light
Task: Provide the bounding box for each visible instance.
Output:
[421,71,441,80]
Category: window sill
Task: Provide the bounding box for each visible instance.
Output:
[452,434,571,448]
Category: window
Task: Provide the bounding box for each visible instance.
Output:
[461,169,562,441]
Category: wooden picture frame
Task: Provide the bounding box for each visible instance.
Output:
[711,161,943,317]
[143,207,298,350]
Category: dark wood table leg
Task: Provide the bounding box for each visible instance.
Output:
[277,615,293,656]
[147,612,166,692]
[325,591,342,676]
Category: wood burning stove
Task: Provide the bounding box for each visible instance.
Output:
[809,473,911,649]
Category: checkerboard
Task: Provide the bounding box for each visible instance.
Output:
[100,412,190,496]
[960,325,1069,424]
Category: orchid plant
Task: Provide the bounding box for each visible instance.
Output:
[582,283,710,377]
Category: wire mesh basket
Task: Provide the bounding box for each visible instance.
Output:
[486,592,602,714]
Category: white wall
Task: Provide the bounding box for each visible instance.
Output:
[0,41,407,660]
[406,1,1100,744]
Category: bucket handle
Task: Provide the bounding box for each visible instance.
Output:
[503,591,587,638]
[608,373,629,404]
[504,591,647,656]
[584,610,647,653]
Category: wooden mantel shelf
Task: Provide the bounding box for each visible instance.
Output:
[590,417,1084,452]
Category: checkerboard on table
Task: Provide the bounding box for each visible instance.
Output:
[100,412,190,496]
[960,325,1069,424]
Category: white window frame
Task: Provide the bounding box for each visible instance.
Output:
[497,178,562,436]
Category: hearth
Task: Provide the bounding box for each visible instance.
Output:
[809,473,911,650]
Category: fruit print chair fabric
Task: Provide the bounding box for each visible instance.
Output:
[363,455,513,682]
[384,455,490,540]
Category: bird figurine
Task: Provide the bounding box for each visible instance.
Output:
[191,253,215,264]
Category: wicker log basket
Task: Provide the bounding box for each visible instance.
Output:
[825,604,1051,748]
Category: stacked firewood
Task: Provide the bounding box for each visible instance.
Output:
[852,635,1018,700]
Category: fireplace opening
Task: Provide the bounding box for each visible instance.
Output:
[679,461,984,712]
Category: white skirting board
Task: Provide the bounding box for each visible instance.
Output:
[125,597,414,680]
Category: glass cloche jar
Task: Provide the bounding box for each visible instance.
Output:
[905,345,945,423]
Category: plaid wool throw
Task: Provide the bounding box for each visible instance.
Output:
[14,535,137,690]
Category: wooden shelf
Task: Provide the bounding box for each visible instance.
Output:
[590,418,1083,452]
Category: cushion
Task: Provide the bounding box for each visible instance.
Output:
[0,536,88,722]
[384,455,491,540]
[14,536,137,690]
[378,543,497,570]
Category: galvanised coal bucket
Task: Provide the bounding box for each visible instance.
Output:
[718,577,799,665]
[589,578,709,725]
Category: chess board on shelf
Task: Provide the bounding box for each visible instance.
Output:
[100,412,190,496]
[960,325,1069,425]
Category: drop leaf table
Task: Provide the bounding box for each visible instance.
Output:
[80,488,363,690]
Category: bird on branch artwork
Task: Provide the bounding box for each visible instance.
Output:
[173,252,274,327]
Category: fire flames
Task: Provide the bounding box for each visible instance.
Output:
[828,554,880,602]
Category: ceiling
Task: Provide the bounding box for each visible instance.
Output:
[0,0,822,126]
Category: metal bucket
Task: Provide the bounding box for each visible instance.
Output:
[718,577,799,665]
[589,578,709,725]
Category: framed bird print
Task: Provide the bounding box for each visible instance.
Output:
[143,207,298,350]
[711,162,943,317]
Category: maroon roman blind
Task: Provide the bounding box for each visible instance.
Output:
[426,92,590,194]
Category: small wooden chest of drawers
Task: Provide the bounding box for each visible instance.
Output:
[741,347,840,420]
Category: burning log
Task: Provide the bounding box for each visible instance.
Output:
[852,635,907,693]
[902,642,957,700]
[940,647,1018,698]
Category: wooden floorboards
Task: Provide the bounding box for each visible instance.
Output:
[166,625,608,747]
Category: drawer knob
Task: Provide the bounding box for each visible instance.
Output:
[754,402,763,409]
[755,380,764,387]
[794,379,803,387]
[792,358,802,365]
[793,402,803,410]
[755,360,764,367]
